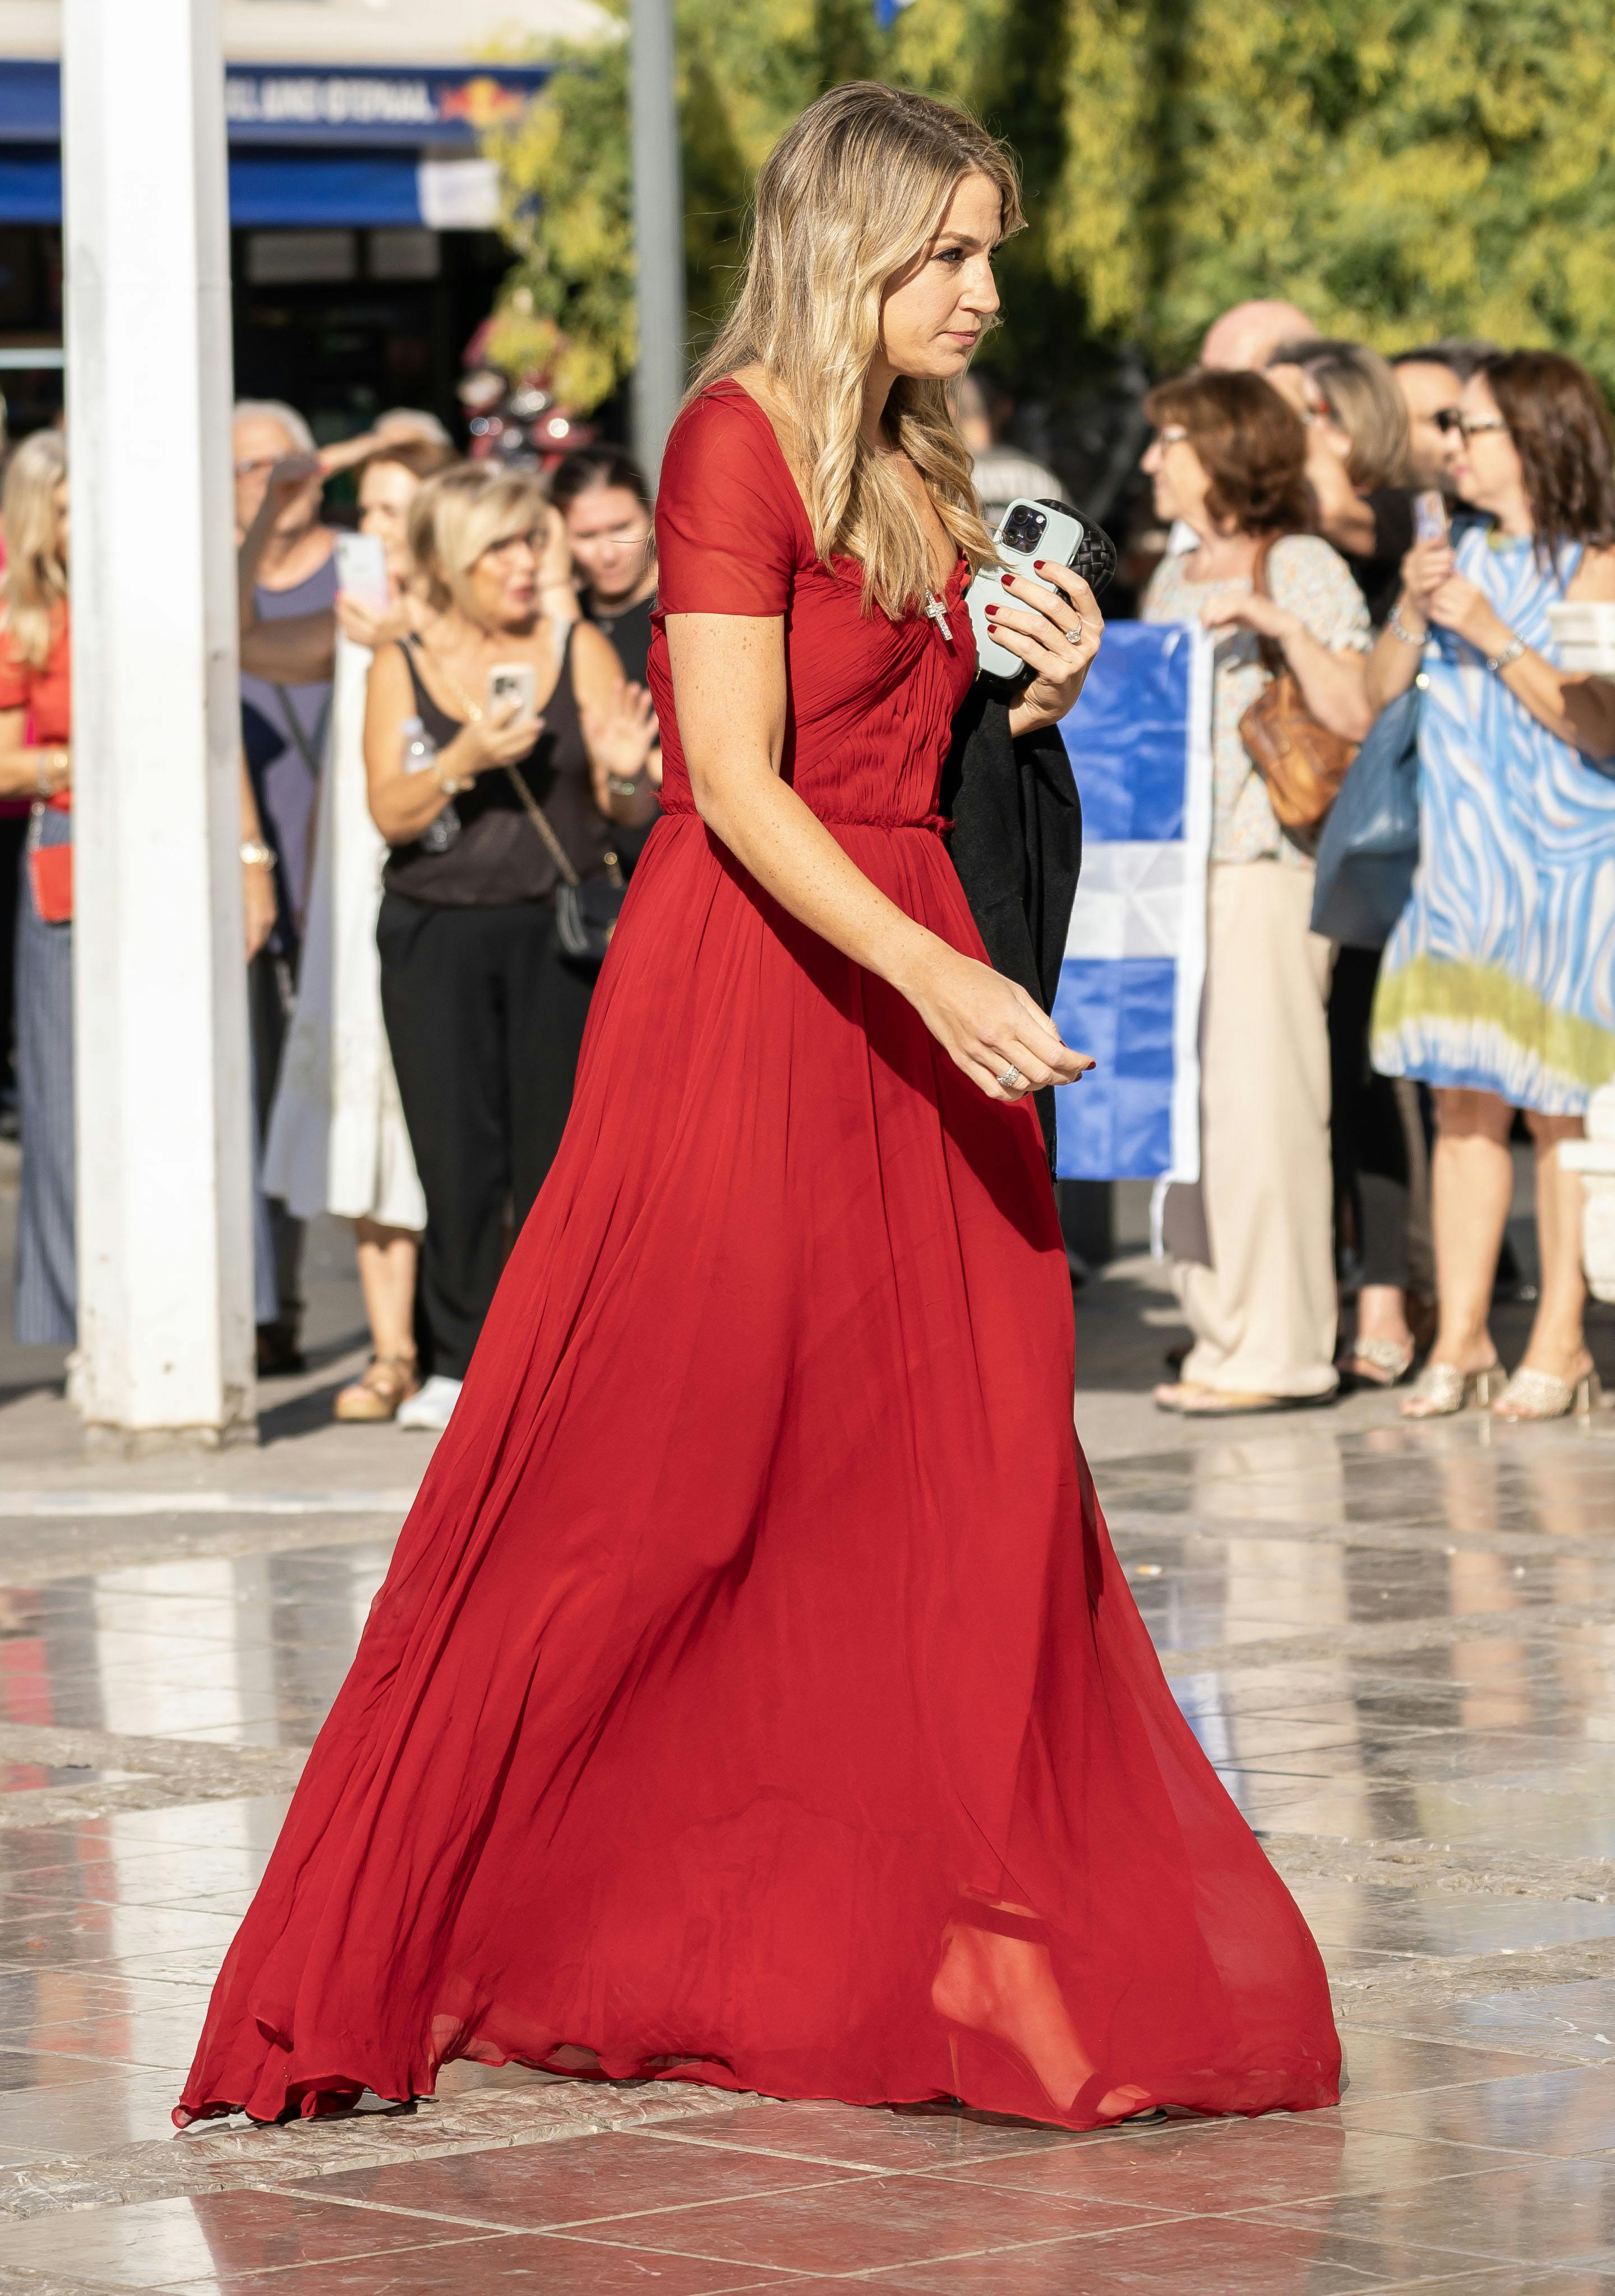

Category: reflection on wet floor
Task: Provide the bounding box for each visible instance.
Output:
[0,1416,1612,2286]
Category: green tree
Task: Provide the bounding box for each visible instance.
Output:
[483,0,1615,412]
[1050,0,1615,386]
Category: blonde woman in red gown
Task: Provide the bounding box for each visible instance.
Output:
[179,85,1339,2132]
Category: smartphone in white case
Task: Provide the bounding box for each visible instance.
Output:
[964,498,1092,684]
[1413,490,1448,544]
[334,530,390,614]
[487,662,538,718]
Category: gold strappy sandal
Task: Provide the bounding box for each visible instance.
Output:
[1400,1362,1503,1420]
[334,1353,421,1424]
[1492,1363,1603,1422]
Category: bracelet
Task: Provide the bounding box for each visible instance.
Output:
[432,760,469,798]
[239,840,275,869]
[1387,603,1427,647]
[1487,633,1527,674]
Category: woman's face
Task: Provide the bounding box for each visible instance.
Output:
[464,521,543,629]
[1267,363,1351,471]
[879,171,1002,381]
[1448,374,1526,521]
[1141,425,1213,532]
[358,459,421,588]
[564,484,652,606]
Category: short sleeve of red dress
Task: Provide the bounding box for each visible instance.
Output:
[655,387,799,616]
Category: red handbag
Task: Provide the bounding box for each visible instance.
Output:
[26,807,72,924]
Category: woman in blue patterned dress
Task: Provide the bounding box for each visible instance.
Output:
[1369,352,1615,1420]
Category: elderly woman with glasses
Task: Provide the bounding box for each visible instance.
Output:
[1368,351,1615,1421]
[1142,370,1372,1416]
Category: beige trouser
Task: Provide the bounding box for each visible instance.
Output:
[1178,860,1337,1398]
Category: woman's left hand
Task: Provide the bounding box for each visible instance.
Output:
[1425,573,1510,655]
[1200,589,1296,643]
[583,683,659,808]
[994,561,1103,733]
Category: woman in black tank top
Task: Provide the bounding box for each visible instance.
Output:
[365,467,658,1421]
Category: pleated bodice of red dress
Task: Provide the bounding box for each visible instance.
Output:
[177,379,1340,2131]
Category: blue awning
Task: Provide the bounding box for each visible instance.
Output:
[0,59,549,147]
[231,153,426,228]
[0,149,57,224]
[0,58,546,226]
[0,146,488,228]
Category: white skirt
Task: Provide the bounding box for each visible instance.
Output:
[264,634,426,1233]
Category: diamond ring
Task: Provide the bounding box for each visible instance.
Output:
[996,1064,1024,1091]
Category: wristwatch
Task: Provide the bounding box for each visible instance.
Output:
[239,840,275,869]
[1486,634,1526,674]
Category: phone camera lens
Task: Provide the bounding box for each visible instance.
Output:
[1001,505,1047,554]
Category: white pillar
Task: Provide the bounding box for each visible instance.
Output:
[629,0,687,484]
[62,0,256,1447]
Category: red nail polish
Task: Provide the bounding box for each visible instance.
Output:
[984,604,998,617]
[1033,559,1046,570]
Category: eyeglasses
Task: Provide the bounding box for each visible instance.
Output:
[1153,426,1189,447]
[1434,410,1509,440]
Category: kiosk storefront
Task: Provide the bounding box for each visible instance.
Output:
[0,58,548,436]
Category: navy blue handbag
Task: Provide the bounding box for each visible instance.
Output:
[1309,685,1421,949]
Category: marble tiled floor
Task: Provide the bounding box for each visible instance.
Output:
[0,1254,1612,2288]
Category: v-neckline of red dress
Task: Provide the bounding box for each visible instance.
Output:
[711,375,970,613]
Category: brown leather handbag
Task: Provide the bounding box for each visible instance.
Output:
[1237,536,1358,832]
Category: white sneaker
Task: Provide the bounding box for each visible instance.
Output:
[394,1375,463,1432]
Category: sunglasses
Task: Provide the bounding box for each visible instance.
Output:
[1434,409,1508,439]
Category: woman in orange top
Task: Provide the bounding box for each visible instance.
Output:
[0,430,278,1352]
[0,430,75,1345]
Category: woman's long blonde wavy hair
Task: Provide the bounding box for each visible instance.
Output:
[691,82,1022,619]
[2,429,67,670]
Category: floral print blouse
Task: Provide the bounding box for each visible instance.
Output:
[1143,532,1370,868]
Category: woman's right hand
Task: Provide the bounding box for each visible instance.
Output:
[903,944,1095,1103]
[1400,536,1455,619]
[464,696,543,774]
[335,594,412,653]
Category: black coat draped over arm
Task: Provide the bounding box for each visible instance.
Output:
[940,688,1083,1166]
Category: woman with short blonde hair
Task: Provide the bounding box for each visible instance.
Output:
[181,82,1338,2138]
[361,460,657,1428]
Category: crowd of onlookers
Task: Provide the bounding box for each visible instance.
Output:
[1,298,1612,1432]
[1141,302,1615,1423]
[0,396,661,1430]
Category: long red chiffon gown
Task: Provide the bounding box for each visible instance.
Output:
[178,380,1339,2131]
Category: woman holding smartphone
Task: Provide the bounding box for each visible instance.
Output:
[361,465,654,1432]
[179,85,1337,2134]
[260,437,450,1425]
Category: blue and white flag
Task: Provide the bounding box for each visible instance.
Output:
[1051,620,1212,1186]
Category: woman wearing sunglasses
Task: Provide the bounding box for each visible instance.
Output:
[1368,351,1615,1419]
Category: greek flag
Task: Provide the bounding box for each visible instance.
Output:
[1052,620,1212,1186]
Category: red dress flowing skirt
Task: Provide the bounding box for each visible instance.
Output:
[178,806,1340,2129]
